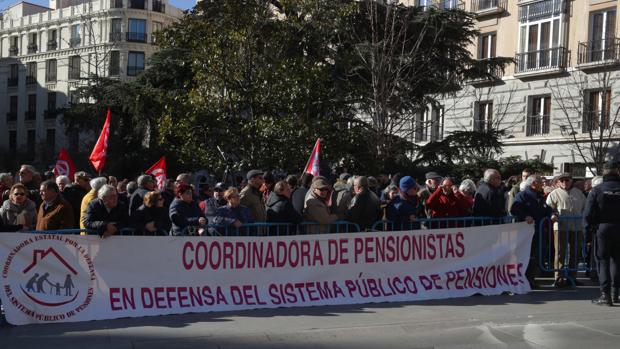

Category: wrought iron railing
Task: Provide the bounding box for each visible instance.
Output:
[471,0,507,13]
[518,0,567,22]
[577,38,620,65]
[126,32,147,43]
[515,46,567,74]
[526,115,550,136]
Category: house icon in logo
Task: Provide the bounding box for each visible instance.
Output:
[22,248,78,276]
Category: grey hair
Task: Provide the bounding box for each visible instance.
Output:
[524,174,542,187]
[0,173,12,181]
[97,184,117,200]
[459,179,477,194]
[591,176,604,188]
[20,164,37,173]
[137,174,153,187]
[55,175,70,186]
[354,176,369,188]
[90,177,108,191]
[274,181,288,195]
[483,169,499,183]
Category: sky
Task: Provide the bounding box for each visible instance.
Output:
[0,0,195,11]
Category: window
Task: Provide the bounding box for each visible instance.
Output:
[7,96,18,121]
[46,59,57,82]
[48,29,58,50]
[70,24,81,47]
[27,94,37,120]
[517,0,566,72]
[474,101,493,132]
[9,131,17,152]
[9,36,18,55]
[127,19,147,42]
[127,51,145,76]
[129,0,145,9]
[110,18,123,42]
[8,64,19,87]
[589,9,617,62]
[69,55,81,80]
[109,51,120,76]
[413,106,444,142]
[111,0,123,8]
[584,90,612,133]
[46,129,56,150]
[26,62,37,85]
[28,33,38,53]
[153,0,165,13]
[152,21,163,43]
[527,96,551,136]
[47,92,57,115]
[27,130,36,158]
[478,32,496,59]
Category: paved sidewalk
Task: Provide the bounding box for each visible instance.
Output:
[1,285,619,349]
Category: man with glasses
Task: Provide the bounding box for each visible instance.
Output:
[546,173,587,287]
[36,180,74,231]
[304,177,338,234]
[18,164,42,207]
[240,170,266,222]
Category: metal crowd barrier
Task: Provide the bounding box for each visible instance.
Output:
[538,215,592,287]
[371,216,515,232]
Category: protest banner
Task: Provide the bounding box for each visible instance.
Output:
[0,223,533,325]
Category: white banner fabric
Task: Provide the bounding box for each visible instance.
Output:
[0,222,533,325]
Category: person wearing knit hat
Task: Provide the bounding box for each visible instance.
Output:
[385,176,423,230]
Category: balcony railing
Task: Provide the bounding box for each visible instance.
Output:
[25,111,36,120]
[526,115,550,136]
[583,111,611,133]
[126,32,147,43]
[152,0,165,13]
[578,38,620,66]
[26,76,37,85]
[9,46,18,56]
[471,0,506,14]
[111,0,123,8]
[515,47,567,74]
[69,37,81,48]
[469,58,504,83]
[109,32,123,42]
[518,0,566,23]
[47,40,57,51]
[7,77,18,87]
[6,112,17,122]
[127,65,144,76]
[46,73,57,83]
[44,110,59,119]
[27,43,38,54]
[69,70,81,80]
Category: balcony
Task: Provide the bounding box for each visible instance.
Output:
[109,32,123,42]
[26,76,37,85]
[6,112,17,122]
[111,0,123,8]
[577,38,620,69]
[152,0,165,13]
[468,58,504,85]
[518,0,566,23]
[7,77,18,87]
[126,32,147,43]
[27,43,38,54]
[127,65,144,76]
[47,40,58,51]
[515,47,567,78]
[471,0,506,17]
[46,73,57,83]
[69,37,81,48]
[44,110,59,119]
[9,46,18,56]
[526,115,550,136]
[25,111,36,121]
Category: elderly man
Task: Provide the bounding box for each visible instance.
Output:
[511,174,554,289]
[473,169,506,222]
[18,164,42,206]
[304,178,338,233]
[129,174,156,215]
[584,162,620,305]
[36,180,74,231]
[83,184,129,238]
[346,176,381,231]
[292,173,314,214]
[240,170,266,222]
[386,176,423,230]
[80,177,108,229]
[546,173,587,287]
[266,181,302,234]
[418,171,443,218]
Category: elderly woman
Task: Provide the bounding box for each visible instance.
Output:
[0,183,37,231]
[0,173,14,201]
[131,191,171,235]
[56,175,71,192]
[169,183,206,235]
[213,187,254,234]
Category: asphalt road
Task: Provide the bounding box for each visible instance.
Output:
[1,282,619,349]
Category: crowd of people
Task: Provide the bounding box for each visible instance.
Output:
[1,162,619,306]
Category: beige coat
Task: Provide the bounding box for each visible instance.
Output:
[240,185,266,222]
[303,191,338,233]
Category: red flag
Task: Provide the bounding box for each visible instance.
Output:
[53,148,76,180]
[89,109,111,173]
[303,138,321,176]
[146,156,167,190]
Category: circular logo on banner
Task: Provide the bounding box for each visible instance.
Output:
[1,235,97,322]
[55,160,70,176]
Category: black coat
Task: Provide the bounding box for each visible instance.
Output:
[346,189,381,231]
[131,204,171,235]
[266,192,303,224]
[83,199,129,236]
[169,198,204,235]
[129,187,150,216]
[62,184,88,227]
[473,181,507,218]
[584,174,620,240]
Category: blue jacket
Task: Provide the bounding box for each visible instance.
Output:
[169,198,204,235]
[385,194,423,230]
[510,187,552,232]
[213,205,254,226]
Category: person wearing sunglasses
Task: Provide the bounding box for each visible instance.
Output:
[0,183,37,231]
[303,177,338,234]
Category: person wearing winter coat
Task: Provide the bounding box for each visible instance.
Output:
[0,183,37,231]
[303,178,338,234]
[346,176,381,231]
[213,187,254,235]
[131,191,171,235]
[266,181,302,235]
[473,169,507,221]
[83,185,129,237]
[385,176,424,230]
[169,183,206,236]
[425,177,472,218]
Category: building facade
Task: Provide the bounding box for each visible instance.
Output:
[413,0,620,176]
[0,0,183,162]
